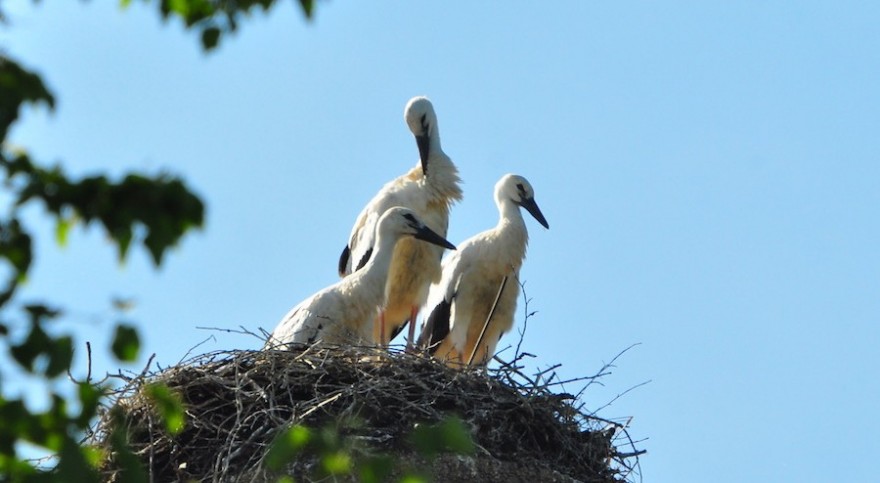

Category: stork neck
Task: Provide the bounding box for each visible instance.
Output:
[427,123,442,154]
[357,234,397,288]
[498,200,526,229]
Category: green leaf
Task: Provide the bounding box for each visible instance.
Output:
[55,216,73,247]
[145,383,185,435]
[111,324,140,362]
[321,450,352,475]
[167,0,190,16]
[264,425,312,471]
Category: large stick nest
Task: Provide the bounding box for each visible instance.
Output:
[90,346,642,482]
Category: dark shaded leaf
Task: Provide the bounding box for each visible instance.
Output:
[201,26,221,50]
[0,54,55,140]
[409,416,475,458]
[359,455,394,483]
[299,0,313,18]
[109,407,149,483]
[0,217,33,281]
[75,382,106,428]
[10,322,50,373]
[45,335,74,378]
[58,435,100,483]
[24,303,61,321]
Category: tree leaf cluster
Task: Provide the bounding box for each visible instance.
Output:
[140,0,315,50]
[264,417,475,483]
[0,1,313,481]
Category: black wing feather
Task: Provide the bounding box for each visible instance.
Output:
[355,247,373,272]
[418,298,452,354]
[338,245,351,277]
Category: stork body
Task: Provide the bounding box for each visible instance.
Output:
[268,208,455,349]
[338,97,462,347]
[418,174,549,366]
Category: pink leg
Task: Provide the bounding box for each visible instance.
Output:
[406,306,418,351]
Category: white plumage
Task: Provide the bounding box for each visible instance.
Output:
[338,96,463,347]
[418,174,549,366]
[267,207,455,349]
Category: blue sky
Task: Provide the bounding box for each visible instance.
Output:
[3,1,879,481]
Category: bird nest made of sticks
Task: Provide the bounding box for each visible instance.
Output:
[89,346,643,482]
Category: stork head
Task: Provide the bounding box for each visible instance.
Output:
[496,174,550,229]
[404,96,438,176]
[378,207,457,250]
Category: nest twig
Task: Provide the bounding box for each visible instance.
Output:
[90,345,643,482]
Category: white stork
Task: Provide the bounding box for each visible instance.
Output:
[417,174,549,366]
[338,96,463,348]
[267,207,456,349]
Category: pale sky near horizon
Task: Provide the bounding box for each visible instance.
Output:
[3,2,879,481]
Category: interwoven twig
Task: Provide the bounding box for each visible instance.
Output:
[91,346,642,482]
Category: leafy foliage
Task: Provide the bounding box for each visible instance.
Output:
[409,417,475,459]
[265,420,473,483]
[0,1,317,481]
[133,0,315,50]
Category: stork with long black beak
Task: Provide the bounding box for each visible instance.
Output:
[267,207,456,349]
[338,97,462,348]
[418,174,549,366]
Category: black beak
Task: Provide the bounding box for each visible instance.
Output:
[519,197,549,229]
[415,134,430,176]
[413,225,456,250]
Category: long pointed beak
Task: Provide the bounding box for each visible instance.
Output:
[415,134,430,175]
[413,225,456,250]
[520,197,550,229]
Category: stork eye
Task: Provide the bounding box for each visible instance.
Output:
[420,113,429,131]
[403,213,417,224]
[516,183,527,196]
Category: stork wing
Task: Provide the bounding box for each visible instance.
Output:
[418,250,465,351]
[341,208,379,276]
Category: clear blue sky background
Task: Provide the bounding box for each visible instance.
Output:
[3,2,879,481]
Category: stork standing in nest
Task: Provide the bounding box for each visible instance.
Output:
[338,96,463,348]
[418,174,549,366]
[268,207,456,349]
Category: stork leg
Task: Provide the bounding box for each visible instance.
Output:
[373,311,386,347]
[405,306,418,351]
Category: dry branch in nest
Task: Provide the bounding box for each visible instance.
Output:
[90,345,643,482]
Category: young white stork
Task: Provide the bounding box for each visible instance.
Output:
[267,207,456,349]
[417,174,549,366]
[337,96,463,348]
